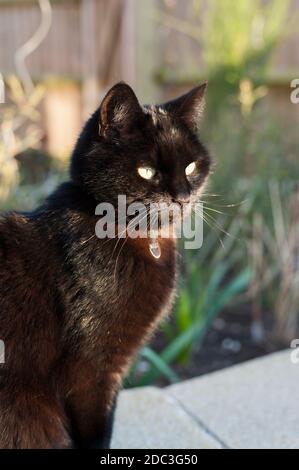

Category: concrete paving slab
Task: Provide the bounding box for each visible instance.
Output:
[168,350,299,449]
[111,386,223,449]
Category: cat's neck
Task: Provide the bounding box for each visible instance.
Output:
[32,181,177,264]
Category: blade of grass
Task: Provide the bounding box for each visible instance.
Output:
[136,347,180,387]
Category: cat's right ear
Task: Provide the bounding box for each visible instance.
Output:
[99,82,144,138]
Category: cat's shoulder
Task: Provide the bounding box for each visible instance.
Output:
[0,212,32,260]
[0,211,31,234]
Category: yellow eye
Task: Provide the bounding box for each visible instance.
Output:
[185,161,197,176]
[137,167,155,180]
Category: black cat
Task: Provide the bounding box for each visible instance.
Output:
[0,82,210,448]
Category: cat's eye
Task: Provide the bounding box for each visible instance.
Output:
[185,161,197,176]
[137,166,156,180]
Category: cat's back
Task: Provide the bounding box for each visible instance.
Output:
[0,212,62,371]
[0,210,59,313]
[0,212,43,283]
[0,212,31,280]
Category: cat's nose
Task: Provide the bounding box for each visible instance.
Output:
[171,190,191,205]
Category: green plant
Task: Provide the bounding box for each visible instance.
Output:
[155,0,291,116]
[0,75,45,205]
[247,181,299,342]
[202,0,290,79]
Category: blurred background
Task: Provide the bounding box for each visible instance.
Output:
[0,0,299,387]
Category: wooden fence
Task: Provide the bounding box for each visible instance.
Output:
[0,0,136,156]
[0,0,298,156]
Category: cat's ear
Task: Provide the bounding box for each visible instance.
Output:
[99,82,144,138]
[162,82,207,132]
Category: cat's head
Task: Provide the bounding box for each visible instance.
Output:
[71,82,210,215]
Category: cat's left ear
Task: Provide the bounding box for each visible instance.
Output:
[99,82,144,138]
[162,82,207,132]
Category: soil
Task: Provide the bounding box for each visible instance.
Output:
[151,305,287,386]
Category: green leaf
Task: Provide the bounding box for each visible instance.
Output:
[136,347,179,387]
[137,267,252,386]
[175,289,192,332]
[207,267,252,318]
